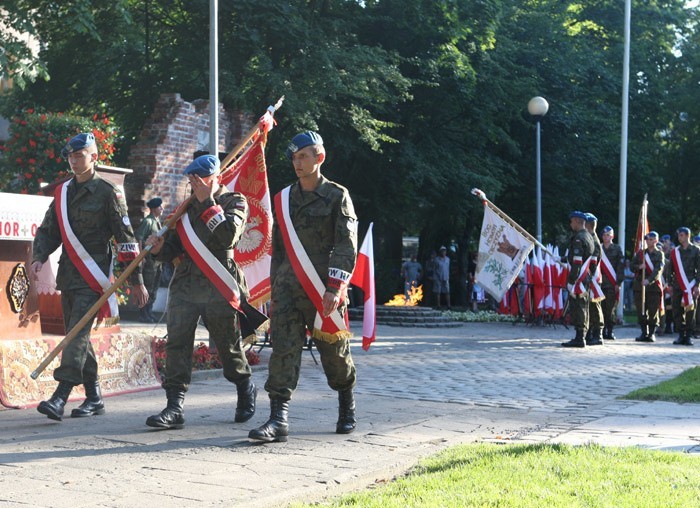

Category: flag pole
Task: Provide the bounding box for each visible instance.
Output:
[30,100,284,380]
[639,194,648,317]
[470,188,564,265]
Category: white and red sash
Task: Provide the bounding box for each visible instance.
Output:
[600,249,617,285]
[274,186,351,342]
[670,247,696,309]
[589,263,605,301]
[54,180,118,320]
[572,257,594,297]
[175,212,243,313]
[643,252,662,290]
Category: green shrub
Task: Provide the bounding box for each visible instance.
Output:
[0,109,118,194]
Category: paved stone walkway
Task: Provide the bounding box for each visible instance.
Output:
[1,321,699,507]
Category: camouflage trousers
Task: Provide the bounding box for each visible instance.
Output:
[570,293,590,334]
[163,291,251,391]
[142,257,161,306]
[55,288,100,385]
[265,285,356,401]
[672,288,696,334]
[601,286,618,327]
[634,288,662,327]
[588,298,604,330]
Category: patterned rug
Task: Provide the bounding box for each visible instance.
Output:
[0,331,161,409]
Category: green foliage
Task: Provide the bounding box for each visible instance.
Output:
[0,109,118,193]
[291,443,700,507]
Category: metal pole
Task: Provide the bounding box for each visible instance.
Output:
[536,120,542,243]
[209,0,219,157]
[617,0,631,322]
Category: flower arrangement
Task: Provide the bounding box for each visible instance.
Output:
[443,310,518,323]
[0,109,118,194]
[152,338,261,377]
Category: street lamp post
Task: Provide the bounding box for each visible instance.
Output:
[528,96,549,243]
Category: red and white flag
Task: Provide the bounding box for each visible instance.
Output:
[221,111,275,307]
[350,223,376,351]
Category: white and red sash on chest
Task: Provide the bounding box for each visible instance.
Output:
[599,249,617,286]
[588,260,605,302]
[175,211,243,313]
[572,257,594,297]
[55,180,118,320]
[643,252,662,290]
[670,246,696,309]
[274,186,352,342]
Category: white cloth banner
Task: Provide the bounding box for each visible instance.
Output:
[475,206,534,301]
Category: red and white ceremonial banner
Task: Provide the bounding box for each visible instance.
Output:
[221,111,275,307]
[350,223,376,351]
[55,181,119,321]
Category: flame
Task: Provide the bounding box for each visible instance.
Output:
[384,285,424,306]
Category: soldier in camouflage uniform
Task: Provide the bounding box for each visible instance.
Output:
[633,231,665,343]
[667,227,700,346]
[249,131,358,443]
[584,213,604,346]
[600,226,625,340]
[135,197,164,323]
[562,211,595,348]
[30,133,148,421]
[145,155,257,429]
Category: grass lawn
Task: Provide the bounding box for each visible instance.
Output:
[294,443,700,507]
[623,366,700,403]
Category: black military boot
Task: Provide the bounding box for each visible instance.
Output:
[673,330,686,345]
[71,378,105,417]
[643,325,657,343]
[234,377,257,423]
[146,388,185,429]
[587,327,604,346]
[248,398,289,443]
[607,324,617,340]
[602,325,610,340]
[684,331,694,346]
[336,389,357,434]
[37,381,74,421]
[636,324,649,342]
[561,329,586,348]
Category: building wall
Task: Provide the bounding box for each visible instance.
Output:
[125,93,253,225]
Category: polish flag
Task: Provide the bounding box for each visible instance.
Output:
[350,223,376,350]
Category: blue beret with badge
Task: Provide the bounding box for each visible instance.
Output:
[677,226,691,235]
[184,154,220,177]
[146,197,162,209]
[61,132,95,158]
[569,210,586,220]
[584,213,597,223]
[602,226,613,233]
[286,131,323,159]
[645,231,658,240]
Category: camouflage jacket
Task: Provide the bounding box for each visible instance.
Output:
[667,243,700,289]
[32,173,143,291]
[633,247,665,291]
[135,213,162,244]
[271,176,358,297]
[154,188,249,303]
[566,228,595,286]
[601,242,625,289]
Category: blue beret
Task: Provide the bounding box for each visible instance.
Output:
[569,210,586,220]
[694,235,700,242]
[661,234,671,241]
[61,132,95,158]
[677,227,691,235]
[184,154,220,177]
[645,231,658,240]
[602,226,613,234]
[146,197,162,209]
[584,213,597,222]
[286,131,323,159]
